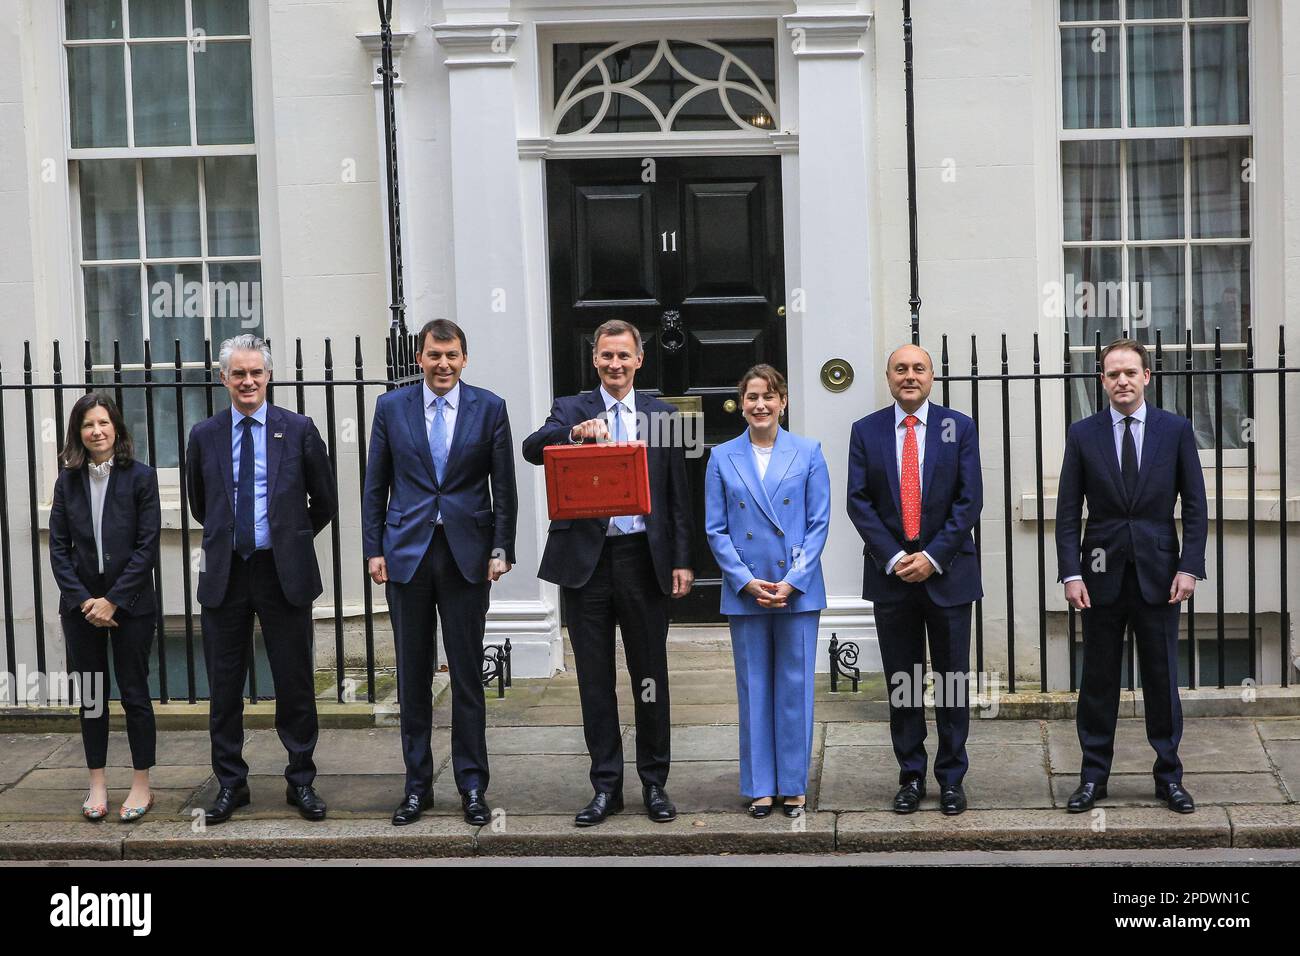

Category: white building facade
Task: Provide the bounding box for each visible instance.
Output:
[1,0,1297,692]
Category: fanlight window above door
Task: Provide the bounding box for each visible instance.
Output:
[552,39,777,135]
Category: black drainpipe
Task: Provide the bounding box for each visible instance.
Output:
[377,0,407,333]
[903,0,921,345]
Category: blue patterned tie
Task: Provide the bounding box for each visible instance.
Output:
[429,395,448,484]
[610,402,634,534]
[235,417,256,559]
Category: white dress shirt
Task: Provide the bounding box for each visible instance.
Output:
[88,458,112,574]
[886,400,941,576]
[599,385,646,536]
[423,380,459,524]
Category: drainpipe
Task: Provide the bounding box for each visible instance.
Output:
[903,0,921,345]
[377,0,407,333]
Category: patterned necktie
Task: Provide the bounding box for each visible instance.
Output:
[429,395,448,484]
[610,402,634,534]
[1122,415,1138,500]
[235,417,256,559]
[901,414,921,541]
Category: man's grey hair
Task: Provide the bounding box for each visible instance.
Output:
[219,334,273,374]
[884,342,934,373]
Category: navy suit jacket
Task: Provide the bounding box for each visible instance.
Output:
[186,404,336,608]
[48,459,161,618]
[846,402,984,607]
[522,388,692,594]
[1055,405,1208,606]
[361,381,518,585]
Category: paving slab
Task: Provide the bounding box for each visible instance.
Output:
[0,821,124,860]
[825,719,1045,747]
[1256,718,1300,740]
[188,773,407,819]
[1049,771,1289,807]
[0,733,69,784]
[836,806,1232,851]
[818,744,1053,812]
[121,817,477,859]
[13,765,211,791]
[1225,804,1300,848]
[0,788,199,823]
[474,811,835,856]
[38,731,215,769]
[1046,718,1272,775]
[626,723,740,761]
[484,725,598,755]
[1262,738,1300,801]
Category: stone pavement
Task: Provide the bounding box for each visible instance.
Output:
[2,635,1299,859]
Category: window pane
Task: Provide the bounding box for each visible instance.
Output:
[1062,140,1120,241]
[203,155,259,255]
[128,0,185,36]
[1128,0,1182,18]
[1191,24,1249,125]
[209,262,263,341]
[1191,244,1248,345]
[1130,245,1184,346]
[83,265,144,365]
[142,158,200,257]
[68,46,128,147]
[79,160,139,260]
[1061,27,1120,128]
[1190,137,1249,238]
[1127,138,1184,240]
[194,41,253,143]
[1064,246,1124,345]
[1128,25,1183,127]
[146,262,204,352]
[1190,0,1247,16]
[1060,0,1118,20]
[1192,350,1245,449]
[130,42,190,146]
[192,0,249,36]
[66,0,123,39]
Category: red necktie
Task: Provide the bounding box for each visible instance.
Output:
[901,414,921,541]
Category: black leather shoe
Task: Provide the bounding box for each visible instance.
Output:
[285,784,327,821]
[939,785,967,816]
[1156,781,1195,814]
[1066,781,1107,813]
[746,800,774,819]
[461,789,491,826]
[574,791,623,827]
[391,792,433,827]
[782,798,806,819]
[893,778,925,814]
[643,785,677,823]
[204,784,251,825]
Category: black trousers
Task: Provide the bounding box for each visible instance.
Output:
[1077,561,1184,786]
[562,534,671,794]
[200,550,318,789]
[61,608,156,771]
[388,527,491,796]
[873,587,972,788]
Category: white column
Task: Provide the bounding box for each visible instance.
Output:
[782,7,882,670]
[434,16,560,676]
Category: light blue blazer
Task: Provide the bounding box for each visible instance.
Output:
[705,428,830,616]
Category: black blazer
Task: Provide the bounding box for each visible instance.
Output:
[48,458,161,618]
[186,404,336,609]
[522,388,692,594]
[1055,405,1208,606]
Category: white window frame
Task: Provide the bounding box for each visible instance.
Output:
[1054,0,1255,466]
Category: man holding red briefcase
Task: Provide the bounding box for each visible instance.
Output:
[522,319,694,827]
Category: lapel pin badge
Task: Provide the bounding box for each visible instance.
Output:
[274,432,284,439]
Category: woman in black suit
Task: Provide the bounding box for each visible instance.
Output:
[48,393,161,821]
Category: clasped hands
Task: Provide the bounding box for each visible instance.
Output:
[892,552,936,583]
[80,597,118,628]
[744,578,795,609]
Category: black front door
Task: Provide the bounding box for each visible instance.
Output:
[545,155,787,621]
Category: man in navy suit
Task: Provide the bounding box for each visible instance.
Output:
[522,319,693,827]
[1056,338,1207,814]
[847,343,983,815]
[363,318,517,827]
[186,334,336,824]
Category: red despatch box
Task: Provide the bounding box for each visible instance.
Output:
[543,442,652,521]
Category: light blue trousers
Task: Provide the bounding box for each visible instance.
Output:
[729,610,820,798]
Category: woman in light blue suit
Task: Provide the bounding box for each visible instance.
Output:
[705,365,830,818]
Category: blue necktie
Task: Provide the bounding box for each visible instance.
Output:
[429,395,448,484]
[235,417,256,559]
[610,402,634,535]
